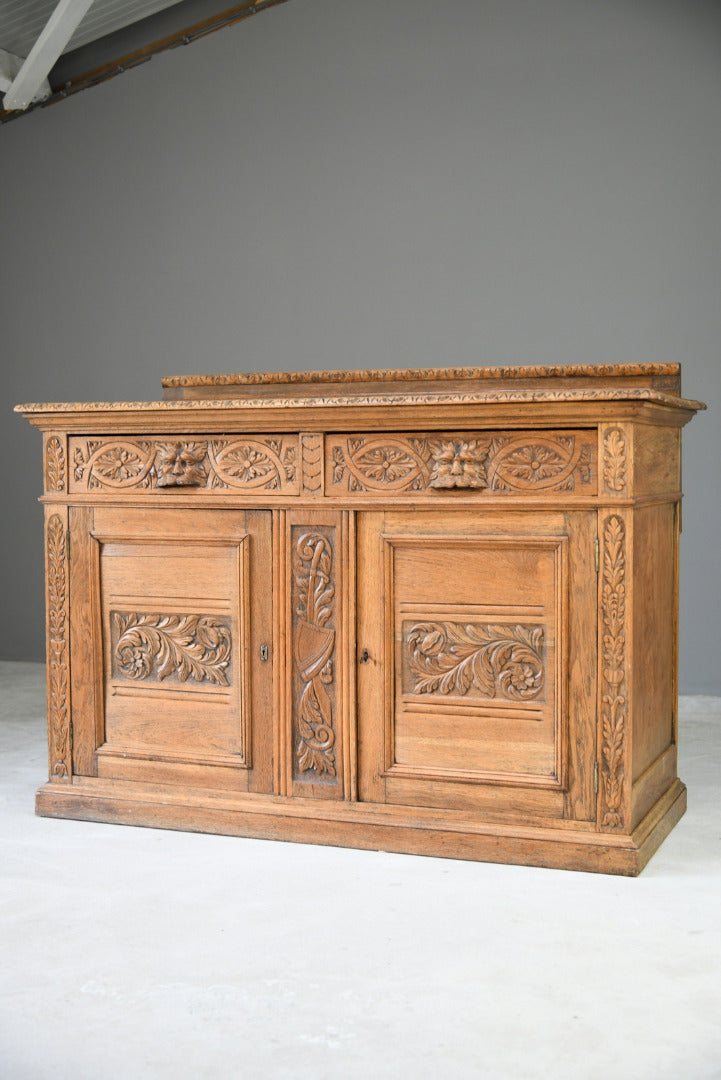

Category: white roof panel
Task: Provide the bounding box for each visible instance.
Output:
[0,0,184,59]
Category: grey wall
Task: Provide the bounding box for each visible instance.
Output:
[2,0,720,692]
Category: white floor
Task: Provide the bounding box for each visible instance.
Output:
[1,661,720,1080]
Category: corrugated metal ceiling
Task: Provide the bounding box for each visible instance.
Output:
[0,0,184,58]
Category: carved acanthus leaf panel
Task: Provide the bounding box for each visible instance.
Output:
[404,621,545,701]
[328,432,595,494]
[292,530,337,781]
[600,515,627,830]
[46,515,71,780]
[602,428,628,494]
[70,436,298,492]
[112,613,232,686]
[45,436,66,492]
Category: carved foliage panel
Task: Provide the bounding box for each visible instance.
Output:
[601,426,629,496]
[327,430,595,496]
[404,621,545,702]
[111,613,232,687]
[599,514,628,830]
[69,435,298,493]
[45,436,66,492]
[291,526,338,785]
[46,513,71,781]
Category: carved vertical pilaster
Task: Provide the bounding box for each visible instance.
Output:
[300,434,324,495]
[44,435,67,493]
[291,527,338,785]
[601,425,629,497]
[46,513,71,781]
[599,514,628,830]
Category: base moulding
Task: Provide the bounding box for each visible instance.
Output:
[35,776,687,877]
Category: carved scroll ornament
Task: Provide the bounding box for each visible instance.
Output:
[293,532,337,779]
[113,613,232,686]
[405,621,545,701]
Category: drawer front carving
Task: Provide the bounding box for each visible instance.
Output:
[69,436,299,494]
[327,431,596,496]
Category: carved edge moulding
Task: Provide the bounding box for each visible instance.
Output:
[160,361,683,389]
[16,385,707,420]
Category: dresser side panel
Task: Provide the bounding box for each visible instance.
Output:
[630,502,677,807]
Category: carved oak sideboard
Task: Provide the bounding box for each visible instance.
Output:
[16,363,704,875]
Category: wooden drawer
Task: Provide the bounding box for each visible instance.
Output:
[326,430,597,496]
[68,435,299,494]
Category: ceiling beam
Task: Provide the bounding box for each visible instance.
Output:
[0,48,51,104]
[3,0,96,112]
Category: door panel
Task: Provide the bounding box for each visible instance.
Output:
[69,506,273,793]
[357,510,596,823]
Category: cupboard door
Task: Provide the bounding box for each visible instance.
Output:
[357,510,597,823]
[69,506,273,793]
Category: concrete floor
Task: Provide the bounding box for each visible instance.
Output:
[1,661,720,1080]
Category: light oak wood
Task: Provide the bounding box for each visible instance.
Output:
[17,363,704,874]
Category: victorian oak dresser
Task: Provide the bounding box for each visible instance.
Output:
[16,363,704,875]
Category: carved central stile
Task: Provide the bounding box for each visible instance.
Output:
[292,530,337,781]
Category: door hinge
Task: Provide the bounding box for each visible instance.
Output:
[594,760,599,795]
[594,536,600,574]
[66,530,70,560]
[69,721,73,753]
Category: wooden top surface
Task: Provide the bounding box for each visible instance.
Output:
[16,363,705,426]
[160,365,677,390]
[160,362,683,396]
